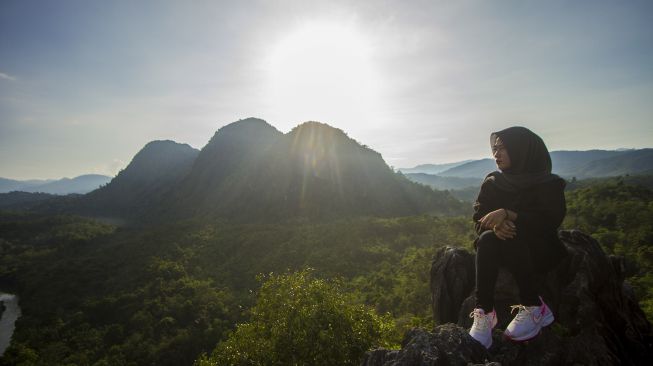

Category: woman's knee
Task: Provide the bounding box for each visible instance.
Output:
[476,230,500,251]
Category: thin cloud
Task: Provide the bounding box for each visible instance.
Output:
[0,72,16,81]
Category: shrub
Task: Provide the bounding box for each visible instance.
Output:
[197,269,394,366]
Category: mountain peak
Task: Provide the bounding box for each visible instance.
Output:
[287,121,364,155]
[289,121,347,137]
[215,117,279,135]
[202,118,283,152]
[141,139,194,149]
[77,140,200,217]
[128,140,199,173]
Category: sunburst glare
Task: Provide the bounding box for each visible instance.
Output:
[263,20,385,131]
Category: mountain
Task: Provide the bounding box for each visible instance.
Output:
[162,119,464,221]
[23,174,111,194]
[34,118,463,222]
[550,150,625,177]
[245,121,462,218]
[437,159,496,178]
[0,178,52,193]
[0,175,110,194]
[402,149,653,197]
[573,148,653,178]
[429,150,653,180]
[76,140,199,218]
[398,161,473,175]
[164,117,285,218]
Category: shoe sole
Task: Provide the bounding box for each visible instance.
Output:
[504,312,554,342]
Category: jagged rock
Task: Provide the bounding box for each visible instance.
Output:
[363,230,653,366]
[361,325,489,366]
[430,247,475,326]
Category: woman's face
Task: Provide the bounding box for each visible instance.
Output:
[492,137,511,171]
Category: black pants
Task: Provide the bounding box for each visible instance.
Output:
[475,230,540,312]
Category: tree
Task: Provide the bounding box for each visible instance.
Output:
[197,269,394,366]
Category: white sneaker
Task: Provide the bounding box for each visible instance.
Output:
[469,308,497,348]
[504,298,554,341]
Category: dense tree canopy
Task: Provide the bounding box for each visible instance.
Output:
[197,270,394,366]
[563,178,653,319]
[0,176,651,365]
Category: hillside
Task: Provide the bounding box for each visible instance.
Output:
[83,118,466,222]
[550,150,626,177]
[198,121,463,220]
[76,140,199,218]
[6,119,463,223]
[437,159,495,178]
[161,118,286,219]
[574,148,653,178]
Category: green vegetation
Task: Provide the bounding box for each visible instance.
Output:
[563,177,653,320]
[197,270,394,366]
[0,176,652,365]
[0,214,473,365]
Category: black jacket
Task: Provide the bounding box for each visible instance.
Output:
[473,174,568,273]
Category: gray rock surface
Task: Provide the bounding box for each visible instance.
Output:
[362,325,489,366]
[362,230,652,366]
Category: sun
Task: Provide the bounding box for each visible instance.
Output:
[263,20,383,130]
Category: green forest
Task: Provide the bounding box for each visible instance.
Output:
[1,176,652,365]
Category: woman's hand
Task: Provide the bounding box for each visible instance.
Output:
[479,209,517,240]
[479,209,509,230]
[494,220,516,240]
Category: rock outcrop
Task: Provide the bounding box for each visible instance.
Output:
[362,230,652,366]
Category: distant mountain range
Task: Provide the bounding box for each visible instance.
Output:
[397,161,474,175]
[0,174,112,194]
[4,121,651,215]
[10,118,464,222]
[399,148,653,195]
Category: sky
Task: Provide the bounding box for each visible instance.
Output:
[1,0,652,180]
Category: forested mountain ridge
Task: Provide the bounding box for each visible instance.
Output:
[173,118,285,208]
[159,118,465,220]
[159,118,286,219]
[573,148,653,178]
[171,120,463,220]
[75,140,200,218]
[24,118,464,222]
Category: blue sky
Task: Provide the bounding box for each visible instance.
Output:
[1,0,652,179]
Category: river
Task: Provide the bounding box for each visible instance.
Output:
[0,293,21,356]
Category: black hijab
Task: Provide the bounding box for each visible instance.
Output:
[486,126,562,192]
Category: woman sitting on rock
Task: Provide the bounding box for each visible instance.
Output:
[468,126,567,348]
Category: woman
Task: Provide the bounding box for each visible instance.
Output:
[468,126,567,349]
